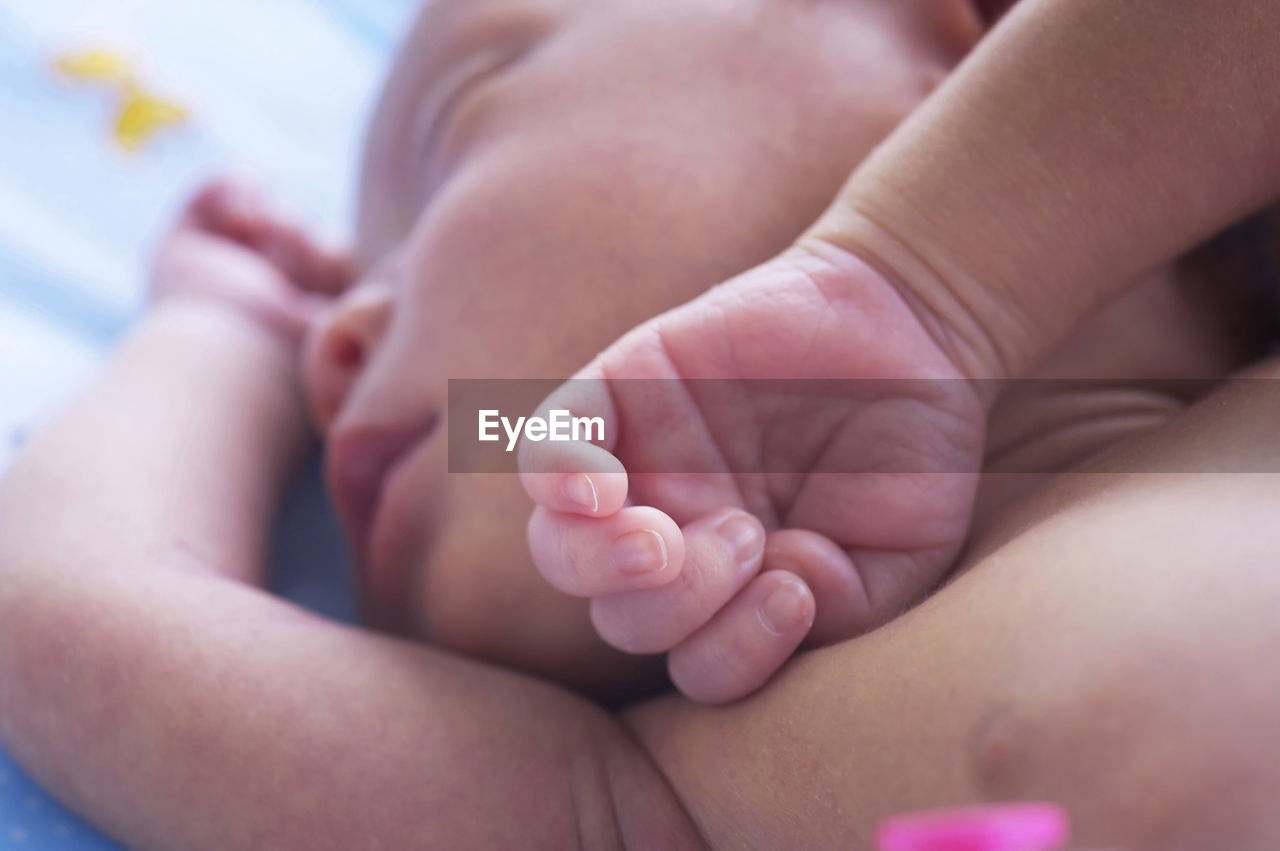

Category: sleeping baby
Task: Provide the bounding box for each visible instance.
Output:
[3,0,1280,847]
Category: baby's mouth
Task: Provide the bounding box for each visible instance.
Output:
[326,412,440,565]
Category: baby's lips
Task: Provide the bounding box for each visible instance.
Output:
[326,414,440,563]
[875,802,1070,851]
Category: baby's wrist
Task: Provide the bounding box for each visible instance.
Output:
[788,229,1018,417]
[146,297,308,415]
[149,298,315,474]
[798,217,1018,394]
[151,288,310,351]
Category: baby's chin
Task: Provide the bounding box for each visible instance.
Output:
[355,478,438,634]
[353,474,668,697]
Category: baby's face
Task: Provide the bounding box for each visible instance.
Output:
[303,0,980,639]
[352,0,979,265]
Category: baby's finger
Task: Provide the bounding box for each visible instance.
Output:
[527,504,684,597]
[191,177,353,294]
[764,529,871,646]
[518,450,628,519]
[765,531,958,647]
[256,231,352,296]
[590,509,765,654]
[519,369,627,517]
[667,570,814,704]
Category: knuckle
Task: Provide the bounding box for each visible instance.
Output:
[592,605,645,654]
[692,634,754,698]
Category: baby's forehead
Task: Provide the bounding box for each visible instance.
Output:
[404,0,835,54]
[406,0,564,41]
[360,0,947,259]
[394,0,884,111]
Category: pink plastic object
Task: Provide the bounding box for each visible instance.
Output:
[876,802,1070,851]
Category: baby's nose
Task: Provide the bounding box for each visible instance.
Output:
[302,281,394,430]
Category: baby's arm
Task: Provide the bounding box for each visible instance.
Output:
[624,358,1280,848]
[521,0,1280,705]
[816,0,1280,382]
[0,186,693,849]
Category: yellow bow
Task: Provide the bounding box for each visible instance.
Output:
[54,48,190,152]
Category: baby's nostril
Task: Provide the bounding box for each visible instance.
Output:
[332,334,365,371]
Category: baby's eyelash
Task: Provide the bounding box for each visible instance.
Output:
[410,8,554,200]
[416,51,508,148]
[408,48,523,204]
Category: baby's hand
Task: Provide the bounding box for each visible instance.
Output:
[520,243,985,703]
[152,177,351,343]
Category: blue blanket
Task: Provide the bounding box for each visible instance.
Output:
[0,0,411,845]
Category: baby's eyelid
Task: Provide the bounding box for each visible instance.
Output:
[411,24,551,193]
[416,50,506,146]
[407,53,499,204]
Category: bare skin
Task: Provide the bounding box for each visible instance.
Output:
[521,0,1280,701]
[2,0,1280,848]
[0,206,1275,847]
[306,0,988,697]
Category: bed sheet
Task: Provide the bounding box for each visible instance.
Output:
[0,0,414,845]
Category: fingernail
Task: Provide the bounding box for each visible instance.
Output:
[561,473,599,514]
[716,513,763,565]
[758,580,809,635]
[612,529,667,576]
